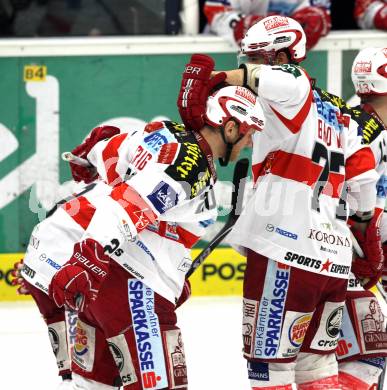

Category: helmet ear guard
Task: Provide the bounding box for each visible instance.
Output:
[351,47,387,96]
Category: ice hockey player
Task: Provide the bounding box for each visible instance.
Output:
[336,46,387,390]
[20,80,263,390]
[177,15,383,390]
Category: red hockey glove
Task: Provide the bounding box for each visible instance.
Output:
[70,125,120,183]
[374,4,387,29]
[176,279,191,308]
[49,238,110,311]
[351,209,384,290]
[10,259,31,295]
[233,14,265,45]
[292,6,331,50]
[177,54,226,130]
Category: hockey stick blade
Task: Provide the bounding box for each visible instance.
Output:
[186,158,249,278]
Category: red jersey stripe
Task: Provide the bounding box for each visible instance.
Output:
[253,150,345,199]
[270,86,313,134]
[63,196,96,230]
[102,133,128,185]
[346,147,376,180]
[271,150,323,186]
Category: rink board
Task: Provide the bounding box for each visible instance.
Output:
[0,248,246,301]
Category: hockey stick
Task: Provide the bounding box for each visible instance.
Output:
[186,158,250,278]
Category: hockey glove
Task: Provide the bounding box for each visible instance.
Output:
[49,238,110,311]
[291,6,331,50]
[374,4,387,29]
[177,53,226,130]
[10,258,31,295]
[233,14,264,45]
[176,280,191,308]
[70,125,120,183]
[351,209,384,290]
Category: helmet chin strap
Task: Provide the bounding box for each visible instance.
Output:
[218,126,243,167]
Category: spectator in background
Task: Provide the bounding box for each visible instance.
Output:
[355,0,387,30]
[330,0,359,30]
[203,0,331,50]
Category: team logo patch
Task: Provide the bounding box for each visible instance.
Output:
[278,311,313,358]
[143,129,175,154]
[242,298,259,358]
[147,181,179,214]
[72,320,96,372]
[254,260,290,359]
[157,143,179,165]
[376,175,387,199]
[108,341,125,372]
[353,297,387,355]
[107,334,138,386]
[164,329,188,387]
[128,280,168,389]
[336,306,361,360]
[74,322,89,357]
[248,361,269,381]
[48,327,60,356]
[311,302,344,351]
[326,307,344,338]
[263,16,289,30]
[354,61,372,74]
[289,313,312,348]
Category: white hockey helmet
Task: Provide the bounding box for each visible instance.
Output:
[239,15,306,64]
[351,47,387,96]
[205,85,264,134]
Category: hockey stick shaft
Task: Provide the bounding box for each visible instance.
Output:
[186,158,249,278]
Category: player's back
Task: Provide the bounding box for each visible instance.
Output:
[229,65,377,279]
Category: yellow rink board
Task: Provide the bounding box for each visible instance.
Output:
[0,253,32,301]
[0,249,246,301]
[1,250,383,302]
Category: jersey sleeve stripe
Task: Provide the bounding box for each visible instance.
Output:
[346,147,376,180]
[102,133,128,185]
[63,196,96,230]
[269,86,313,134]
[110,182,157,233]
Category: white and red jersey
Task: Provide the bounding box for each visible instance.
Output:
[343,102,387,291]
[203,0,330,43]
[354,0,387,29]
[22,121,218,303]
[347,103,387,210]
[228,64,378,279]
